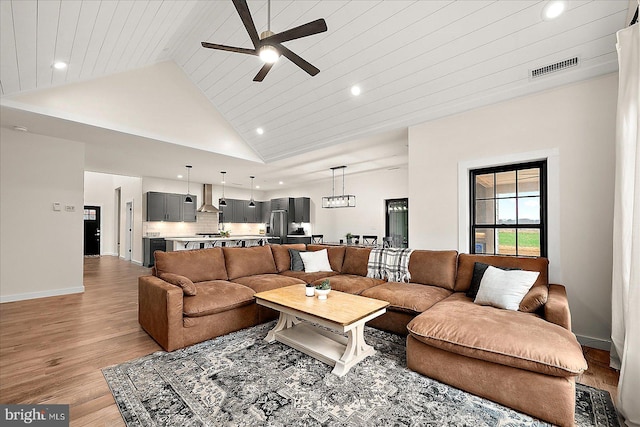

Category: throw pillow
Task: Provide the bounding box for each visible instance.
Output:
[474,266,540,311]
[467,262,521,299]
[289,249,306,271]
[299,249,333,273]
[158,272,197,296]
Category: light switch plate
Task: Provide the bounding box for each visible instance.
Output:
[52,203,61,211]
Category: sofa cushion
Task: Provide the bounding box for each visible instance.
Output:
[455,254,549,312]
[154,248,227,282]
[307,245,346,273]
[182,280,255,318]
[300,249,333,272]
[407,293,587,377]
[223,246,278,280]
[467,262,521,299]
[361,282,452,314]
[280,270,340,283]
[407,250,458,290]
[312,274,384,295]
[270,244,306,272]
[474,267,540,311]
[158,272,197,296]
[232,274,305,293]
[341,247,371,276]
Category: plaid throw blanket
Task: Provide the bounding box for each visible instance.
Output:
[366,248,414,283]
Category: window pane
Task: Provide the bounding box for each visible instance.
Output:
[475,174,494,199]
[518,197,540,224]
[497,198,516,224]
[475,228,495,254]
[496,171,516,198]
[517,229,541,256]
[475,200,495,225]
[497,228,517,255]
[518,168,540,196]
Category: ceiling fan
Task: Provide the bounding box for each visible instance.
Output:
[201,0,327,82]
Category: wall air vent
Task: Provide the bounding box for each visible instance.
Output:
[530,57,579,79]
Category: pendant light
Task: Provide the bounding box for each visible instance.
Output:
[248,176,256,207]
[219,171,227,207]
[184,165,193,203]
[322,166,356,208]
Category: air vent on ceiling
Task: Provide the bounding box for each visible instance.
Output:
[530,57,579,79]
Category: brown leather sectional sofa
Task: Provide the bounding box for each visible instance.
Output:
[138,243,587,426]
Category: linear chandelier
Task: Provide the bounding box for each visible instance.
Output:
[322,166,356,208]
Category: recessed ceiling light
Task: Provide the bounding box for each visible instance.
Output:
[256,185,260,189]
[53,61,67,70]
[256,127,264,135]
[279,181,284,185]
[542,1,565,20]
[350,85,361,96]
[12,126,28,132]
[177,174,183,179]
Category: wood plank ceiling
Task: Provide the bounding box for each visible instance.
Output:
[0,1,630,163]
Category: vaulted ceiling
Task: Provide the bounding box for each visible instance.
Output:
[0,0,632,182]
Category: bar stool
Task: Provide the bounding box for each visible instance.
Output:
[311,234,324,244]
[362,235,378,246]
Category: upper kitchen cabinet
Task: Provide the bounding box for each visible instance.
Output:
[293,197,310,223]
[260,201,270,224]
[145,192,197,222]
[270,197,293,212]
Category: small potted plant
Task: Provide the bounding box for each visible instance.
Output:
[345,233,353,245]
[315,279,331,300]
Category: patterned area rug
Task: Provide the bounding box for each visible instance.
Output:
[103,322,618,426]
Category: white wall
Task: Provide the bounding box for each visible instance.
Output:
[408,73,617,346]
[1,128,85,302]
[266,167,408,242]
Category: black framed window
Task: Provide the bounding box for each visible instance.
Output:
[470,161,547,257]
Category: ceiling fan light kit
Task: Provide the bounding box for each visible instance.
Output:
[322,166,356,208]
[201,0,327,82]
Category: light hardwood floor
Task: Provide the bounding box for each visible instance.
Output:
[0,256,619,426]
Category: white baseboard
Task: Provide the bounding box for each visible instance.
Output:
[131,259,143,266]
[577,334,611,351]
[102,251,118,256]
[0,286,85,303]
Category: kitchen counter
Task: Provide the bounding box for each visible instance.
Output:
[164,235,269,250]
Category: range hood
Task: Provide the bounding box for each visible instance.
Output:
[197,184,219,213]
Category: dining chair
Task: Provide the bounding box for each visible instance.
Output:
[362,235,378,246]
[311,234,324,244]
[383,236,394,248]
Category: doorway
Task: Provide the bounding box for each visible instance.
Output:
[83,206,101,256]
[124,201,133,261]
[385,198,408,248]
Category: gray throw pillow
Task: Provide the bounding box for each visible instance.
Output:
[289,249,306,271]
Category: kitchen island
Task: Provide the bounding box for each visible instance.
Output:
[164,235,269,250]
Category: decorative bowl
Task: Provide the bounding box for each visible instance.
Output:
[315,288,331,300]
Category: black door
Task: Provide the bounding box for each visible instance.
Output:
[84,206,101,256]
[385,199,409,248]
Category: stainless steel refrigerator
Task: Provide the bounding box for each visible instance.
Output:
[269,210,289,243]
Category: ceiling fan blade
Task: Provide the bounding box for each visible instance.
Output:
[278,44,320,76]
[232,0,261,50]
[263,19,327,44]
[253,62,275,82]
[201,42,257,55]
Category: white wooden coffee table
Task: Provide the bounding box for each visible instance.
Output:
[255,284,389,376]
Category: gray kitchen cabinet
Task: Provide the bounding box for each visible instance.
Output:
[145,192,197,222]
[260,201,270,223]
[146,192,166,221]
[182,195,197,222]
[270,197,293,212]
[143,238,168,267]
[293,197,310,222]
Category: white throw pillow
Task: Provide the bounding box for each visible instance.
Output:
[299,249,333,273]
[474,266,540,311]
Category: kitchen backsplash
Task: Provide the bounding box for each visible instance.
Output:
[143,212,266,237]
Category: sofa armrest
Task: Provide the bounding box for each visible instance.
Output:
[544,284,571,331]
[138,275,185,351]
